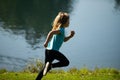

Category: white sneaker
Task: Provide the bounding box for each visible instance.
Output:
[43,62,50,76]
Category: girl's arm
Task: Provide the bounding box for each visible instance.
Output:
[44,30,60,47]
[64,31,75,42]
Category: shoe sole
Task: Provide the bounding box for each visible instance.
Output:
[43,62,49,76]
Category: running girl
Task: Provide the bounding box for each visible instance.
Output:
[36,12,75,80]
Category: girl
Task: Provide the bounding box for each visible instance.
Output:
[36,12,75,80]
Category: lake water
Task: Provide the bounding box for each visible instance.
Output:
[0,0,120,71]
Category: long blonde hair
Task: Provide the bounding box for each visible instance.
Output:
[52,12,69,31]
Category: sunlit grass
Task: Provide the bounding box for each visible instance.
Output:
[0,67,120,80]
[0,60,120,80]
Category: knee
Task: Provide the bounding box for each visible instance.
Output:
[64,60,70,66]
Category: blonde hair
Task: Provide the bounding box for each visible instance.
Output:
[52,12,69,31]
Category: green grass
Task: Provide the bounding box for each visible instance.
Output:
[0,68,120,80]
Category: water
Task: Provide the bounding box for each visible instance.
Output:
[0,0,120,71]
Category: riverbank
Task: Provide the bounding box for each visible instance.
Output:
[0,67,120,80]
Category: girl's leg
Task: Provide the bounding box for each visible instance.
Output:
[50,50,70,68]
[36,50,54,80]
[36,50,69,80]
[41,50,70,75]
[36,69,44,80]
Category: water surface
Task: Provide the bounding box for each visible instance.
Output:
[0,0,120,71]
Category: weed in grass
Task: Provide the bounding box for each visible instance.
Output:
[0,69,7,74]
[23,58,44,73]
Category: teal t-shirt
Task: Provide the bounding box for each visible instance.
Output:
[46,27,65,51]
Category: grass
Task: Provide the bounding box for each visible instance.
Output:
[0,67,120,80]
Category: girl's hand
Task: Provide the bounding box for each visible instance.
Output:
[44,42,48,48]
[70,31,75,38]
[64,30,75,42]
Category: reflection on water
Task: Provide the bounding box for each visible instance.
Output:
[0,0,73,47]
[0,0,119,47]
[114,0,120,10]
[0,0,73,71]
[0,55,27,71]
[0,0,120,71]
